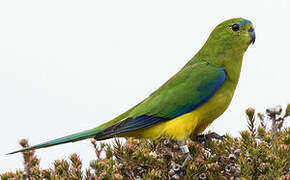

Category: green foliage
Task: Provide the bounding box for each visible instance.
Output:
[1,104,290,180]
[284,104,290,118]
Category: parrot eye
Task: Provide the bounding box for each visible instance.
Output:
[231,24,240,31]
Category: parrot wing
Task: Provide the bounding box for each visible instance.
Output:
[95,61,226,140]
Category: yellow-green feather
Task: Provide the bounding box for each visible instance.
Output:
[8,18,254,154]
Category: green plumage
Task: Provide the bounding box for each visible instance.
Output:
[8,18,255,154]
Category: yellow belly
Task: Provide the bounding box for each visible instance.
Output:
[119,82,234,140]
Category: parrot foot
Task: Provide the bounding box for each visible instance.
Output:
[191,132,224,147]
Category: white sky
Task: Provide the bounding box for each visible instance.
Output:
[0,0,289,173]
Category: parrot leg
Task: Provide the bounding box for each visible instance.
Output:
[177,141,193,168]
[191,132,224,147]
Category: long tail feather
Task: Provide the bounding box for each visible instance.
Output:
[7,128,102,155]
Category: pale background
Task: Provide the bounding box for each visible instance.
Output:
[0,0,289,173]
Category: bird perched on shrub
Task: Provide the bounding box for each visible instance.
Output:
[9,18,255,163]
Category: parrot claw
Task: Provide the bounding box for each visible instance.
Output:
[191,132,224,147]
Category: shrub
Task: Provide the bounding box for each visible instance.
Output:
[1,104,289,180]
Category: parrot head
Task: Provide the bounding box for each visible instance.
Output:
[193,18,255,81]
[203,18,255,54]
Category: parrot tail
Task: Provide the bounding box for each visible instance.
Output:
[7,128,102,155]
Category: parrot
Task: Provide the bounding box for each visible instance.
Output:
[8,18,255,159]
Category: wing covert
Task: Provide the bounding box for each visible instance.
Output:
[95,62,226,140]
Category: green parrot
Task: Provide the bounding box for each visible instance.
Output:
[8,18,255,155]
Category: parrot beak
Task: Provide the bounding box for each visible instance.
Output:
[248,27,255,44]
